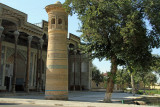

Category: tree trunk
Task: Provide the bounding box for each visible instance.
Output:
[142,77,145,94]
[131,73,135,96]
[143,83,146,94]
[149,83,151,90]
[144,84,146,94]
[104,54,117,103]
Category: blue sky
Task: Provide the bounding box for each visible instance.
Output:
[1,0,160,74]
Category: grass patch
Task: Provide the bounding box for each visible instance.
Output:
[137,89,160,95]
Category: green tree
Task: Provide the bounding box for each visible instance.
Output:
[144,0,160,34]
[143,0,160,48]
[151,55,160,74]
[136,71,157,93]
[64,0,152,102]
[135,70,150,93]
[126,51,153,96]
[116,69,130,90]
[92,66,104,85]
[146,72,157,90]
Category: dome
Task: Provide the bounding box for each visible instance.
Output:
[55,1,61,4]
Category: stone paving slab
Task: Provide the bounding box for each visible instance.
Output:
[0,98,153,107]
[0,91,155,107]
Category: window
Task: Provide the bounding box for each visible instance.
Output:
[51,18,55,24]
[58,18,62,24]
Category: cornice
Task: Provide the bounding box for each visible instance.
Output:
[45,4,65,13]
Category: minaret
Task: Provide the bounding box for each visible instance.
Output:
[45,1,68,100]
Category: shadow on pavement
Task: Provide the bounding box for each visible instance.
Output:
[0,103,21,105]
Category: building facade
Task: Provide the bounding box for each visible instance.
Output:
[0,3,92,92]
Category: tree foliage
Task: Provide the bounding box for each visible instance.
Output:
[151,55,160,74]
[135,71,157,93]
[63,0,157,102]
[145,72,157,88]
[144,0,160,34]
[116,68,157,93]
[91,66,104,85]
[64,0,152,68]
[116,69,130,90]
[143,0,160,48]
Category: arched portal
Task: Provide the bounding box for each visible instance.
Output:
[5,52,26,91]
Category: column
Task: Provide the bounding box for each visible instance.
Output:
[25,35,33,93]
[2,46,7,87]
[36,44,40,91]
[79,53,82,91]
[39,38,44,92]
[68,48,71,90]
[89,60,92,90]
[0,26,4,86]
[12,31,19,93]
[73,49,77,91]
[31,53,36,87]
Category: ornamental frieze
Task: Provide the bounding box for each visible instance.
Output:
[2,9,25,26]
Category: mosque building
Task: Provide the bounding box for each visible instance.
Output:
[0,2,92,94]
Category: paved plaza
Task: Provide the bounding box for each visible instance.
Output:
[0,91,154,107]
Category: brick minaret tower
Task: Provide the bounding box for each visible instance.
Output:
[45,1,68,100]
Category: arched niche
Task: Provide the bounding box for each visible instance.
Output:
[50,16,56,29]
[51,18,55,24]
[58,18,62,24]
